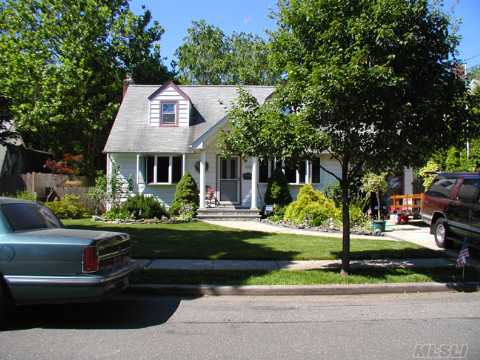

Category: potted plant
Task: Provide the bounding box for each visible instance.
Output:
[361,172,388,233]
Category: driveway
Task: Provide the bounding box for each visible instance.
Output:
[385,221,442,251]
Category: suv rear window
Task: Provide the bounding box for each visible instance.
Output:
[458,179,480,203]
[426,177,457,198]
[2,203,62,231]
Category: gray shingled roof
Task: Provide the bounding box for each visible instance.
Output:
[104,84,274,153]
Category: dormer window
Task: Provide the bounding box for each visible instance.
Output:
[161,101,177,126]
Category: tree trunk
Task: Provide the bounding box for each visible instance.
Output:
[340,165,350,276]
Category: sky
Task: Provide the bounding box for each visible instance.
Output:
[130,0,480,70]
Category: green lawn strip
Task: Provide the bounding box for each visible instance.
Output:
[131,267,480,286]
[64,219,444,260]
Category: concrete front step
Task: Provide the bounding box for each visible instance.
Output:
[197,208,261,221]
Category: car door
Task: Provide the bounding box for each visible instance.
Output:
[454,178,480,242]
[468,180,480,245]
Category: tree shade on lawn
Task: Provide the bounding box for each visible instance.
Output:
[63,219,444,261]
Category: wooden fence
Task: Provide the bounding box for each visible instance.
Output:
[0,172,96,212]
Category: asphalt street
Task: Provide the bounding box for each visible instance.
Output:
[1,292,479,360]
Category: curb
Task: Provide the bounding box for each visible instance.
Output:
[129,282,480,296]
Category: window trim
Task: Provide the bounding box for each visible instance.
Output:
[145,154,183,185]
[259,158,321,185]
[159,100,179,127]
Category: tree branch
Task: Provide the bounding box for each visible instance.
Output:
[319,163,342,182]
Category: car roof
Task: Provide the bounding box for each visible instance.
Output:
[0,197,37,205]
[438,172,480,179]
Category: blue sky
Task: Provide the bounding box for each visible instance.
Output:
[130,0,480,69]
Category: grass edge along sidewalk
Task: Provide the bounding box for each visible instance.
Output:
[131,266,480,287]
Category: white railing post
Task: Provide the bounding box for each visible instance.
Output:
[251,157,258,210]
[199,151,206,209]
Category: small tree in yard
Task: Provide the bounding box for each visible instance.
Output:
[220,0,468,275]
[87,162,132,213]
[170,173,199,217]
[264,168,292,207]
[361,172,388,220]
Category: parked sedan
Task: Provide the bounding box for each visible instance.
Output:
[0,197,136,322]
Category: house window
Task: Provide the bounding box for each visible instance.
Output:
[285,162,297,184]
[172,156,182,183]
[311,158,321,183]
[156,156,170,182]
[144,155,183,184]
[161,102,177,125]
[259,160,270,183]
[259,159,311,185]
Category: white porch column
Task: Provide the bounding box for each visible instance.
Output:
[251,157,259,210]
[305,160,310,184]
[136,154,140,192]
[182,153,186,175]
[199,151,206,209]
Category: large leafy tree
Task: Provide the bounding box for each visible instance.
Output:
[174,20,278,85]
[0,0,172,177]
[221,0,468,274]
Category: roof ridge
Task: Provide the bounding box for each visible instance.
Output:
[130,84,275,88]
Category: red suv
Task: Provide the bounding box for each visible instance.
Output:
[421,172,480,249]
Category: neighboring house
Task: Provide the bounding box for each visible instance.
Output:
[0,100,51,194]
[104,81,414,216]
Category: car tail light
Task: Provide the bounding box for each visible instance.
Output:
[82,246,99,273]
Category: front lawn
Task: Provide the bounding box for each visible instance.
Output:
[64,219,444,260]
[132,267,480,285]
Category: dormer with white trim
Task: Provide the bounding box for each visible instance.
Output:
[148,81,191,127]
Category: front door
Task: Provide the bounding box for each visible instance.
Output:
[218,156,241,204]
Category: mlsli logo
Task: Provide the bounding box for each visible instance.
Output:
[413,344,468,359]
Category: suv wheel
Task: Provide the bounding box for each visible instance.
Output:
[433,217,451,249]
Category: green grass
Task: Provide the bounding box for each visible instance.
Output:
[132,267,480,286]
[64,219,445,260]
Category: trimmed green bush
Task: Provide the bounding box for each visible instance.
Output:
[45,194,88,219]
[284,185,339,225]
[170,173,199,217]
[123,194,168,219]
[264,168,292,206]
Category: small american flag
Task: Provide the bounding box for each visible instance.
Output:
[456,241,470,268]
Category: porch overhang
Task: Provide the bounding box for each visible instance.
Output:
[190,116,228,150]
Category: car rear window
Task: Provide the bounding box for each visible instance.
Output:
[426,177,457,198]
[1,203,62,231]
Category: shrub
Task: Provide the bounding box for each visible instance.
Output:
[348,202,369,228]
[45,194,88,219]
[15,191,37,201]
[123,194,168,219]
[104,207,130,221]
[284,185,339,226]
[87,171,108,215]
[264,168,292,206]
[170,173,199,217]
[268,205,286,222]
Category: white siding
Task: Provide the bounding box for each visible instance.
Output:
[149,85,191,127]
[319,156,342,190]
[109,149,344,209]
[109,153,137,202]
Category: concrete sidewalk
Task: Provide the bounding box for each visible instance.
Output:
[136,257,455,271]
